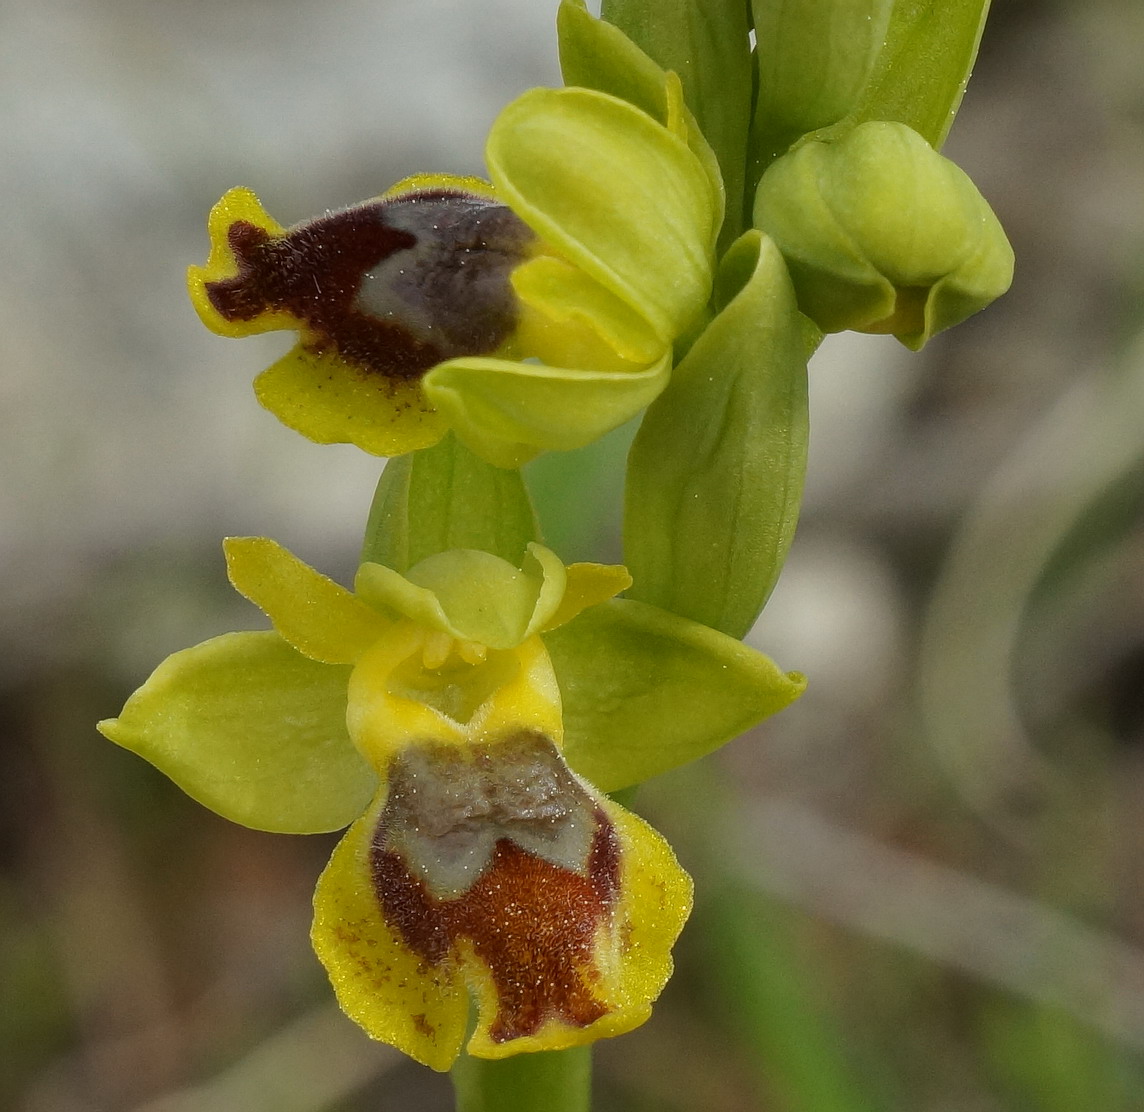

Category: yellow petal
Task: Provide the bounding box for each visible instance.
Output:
[223,537,387,665]
[254,344,447,457]
[542,562,632,632]
[519,542,569,638]
[510,255,664,366]
[311,791,470,1072]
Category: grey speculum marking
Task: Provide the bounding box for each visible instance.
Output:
[355,196,535,360]
[378,732,597,900]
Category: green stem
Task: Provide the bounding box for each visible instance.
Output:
[450,1046,592,1112]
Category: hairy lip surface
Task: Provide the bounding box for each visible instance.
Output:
[370,733,621,1042]
[206,191,534,382]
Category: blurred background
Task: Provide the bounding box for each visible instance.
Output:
[4,0,1144,1108]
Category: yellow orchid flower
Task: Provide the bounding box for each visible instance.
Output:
[98,540,692,1068]
[98,534,803,1067]
[188,82,720,467]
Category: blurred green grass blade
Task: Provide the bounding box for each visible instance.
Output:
[704,884,886,1112]
[360,433,539,570]
[980,1000,1144,1112]
[917,351,1144,827]
[1028,456,1144,613]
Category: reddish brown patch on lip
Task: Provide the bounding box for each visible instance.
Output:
[368,733,623,1042]
[372,817,620,1042]
[205,190,531,383]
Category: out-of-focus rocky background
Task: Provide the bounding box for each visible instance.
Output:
[5,1,1144,1109]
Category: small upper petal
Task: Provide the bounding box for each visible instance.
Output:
[224,536,388,664]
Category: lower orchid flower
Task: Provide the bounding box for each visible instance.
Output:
[98,539,804,1068]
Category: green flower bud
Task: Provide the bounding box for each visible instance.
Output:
[753,120,1014,349]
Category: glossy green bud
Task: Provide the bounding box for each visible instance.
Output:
[753,120,1014,350]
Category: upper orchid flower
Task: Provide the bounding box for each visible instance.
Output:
[97,539,804,1068]
[188,82,721,468]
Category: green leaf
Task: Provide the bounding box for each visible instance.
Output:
[749,0,894,173]
[624,231,810,639]
[360,433,539,572]
[547,598,805,792]
[98,631,374,834]
[593,0,750,247]
[850,0,992,150]
[525,417,639,564]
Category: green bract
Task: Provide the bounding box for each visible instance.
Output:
[625,231,810,639]
[750,0,893,171]
[360,433,540,574]
[849,0,993,151]
[753,120,1014,350]
[560,0,745,246]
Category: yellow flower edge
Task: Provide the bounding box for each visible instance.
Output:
[311,750,692,1071]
